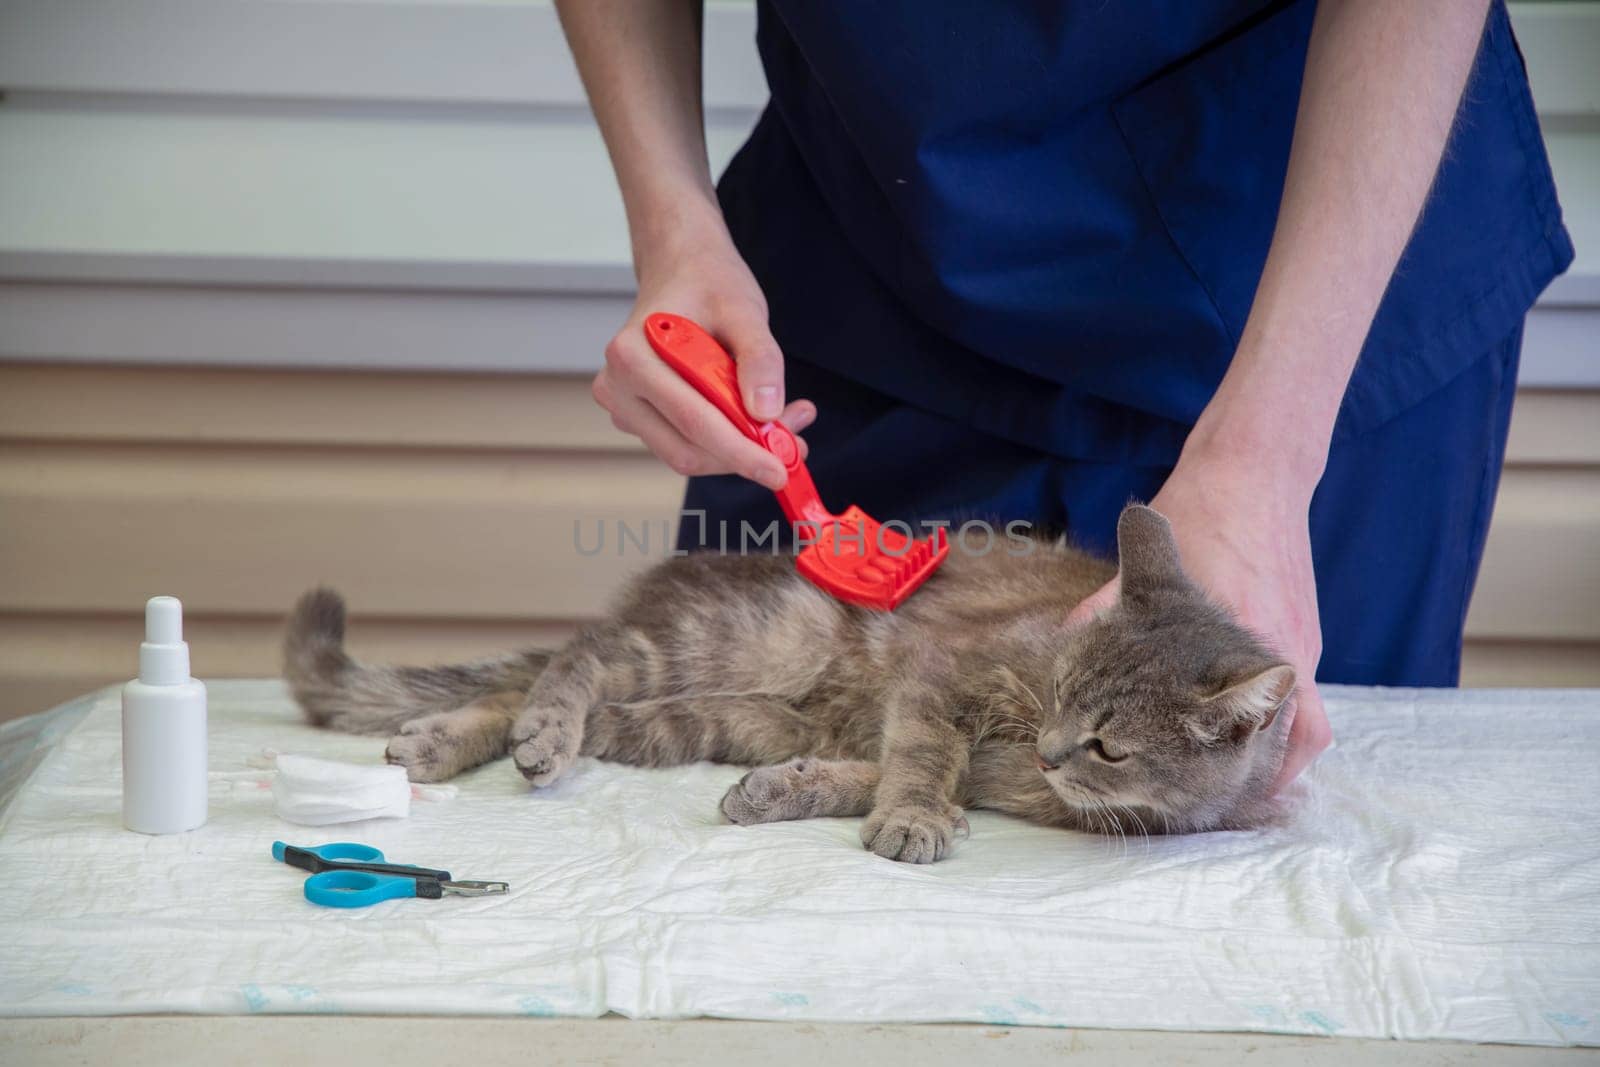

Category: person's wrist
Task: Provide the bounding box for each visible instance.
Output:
[627,186,735,286]
[1180,358,1338,507]
[1175,400,1326,514]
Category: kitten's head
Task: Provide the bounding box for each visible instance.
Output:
[1037,505,1295,833]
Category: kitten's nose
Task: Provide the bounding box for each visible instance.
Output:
[1035,752,1060,772]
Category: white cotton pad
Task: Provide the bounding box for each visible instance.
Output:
[271,753,411,825]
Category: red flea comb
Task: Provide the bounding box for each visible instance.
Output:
[645,313,948,611]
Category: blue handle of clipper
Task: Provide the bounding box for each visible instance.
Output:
[273,840,386,864]
[303,870,419,908]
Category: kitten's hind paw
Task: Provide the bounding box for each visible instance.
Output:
[860,803,967,864]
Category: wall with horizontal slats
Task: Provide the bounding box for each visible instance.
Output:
[0,1,1593,721]
[1,365,1595,723]
[0,366,681,720]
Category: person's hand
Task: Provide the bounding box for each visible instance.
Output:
[1068,451,1334,792]
[594,229,815,489]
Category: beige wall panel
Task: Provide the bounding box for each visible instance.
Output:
[2,364,1597,721]
[0,442,686,618]
[0,364,638,452]
[9,450,1595,636]
[1504,389,1600,466]
[1460,639,1600,688]
[1463,467,1600,641]
[3,367,1594,466]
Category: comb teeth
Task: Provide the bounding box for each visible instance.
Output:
[862,528,935,575]
[891,539,930,578]
[794,521,950,611]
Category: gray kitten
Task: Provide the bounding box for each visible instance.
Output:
[284,505,1294,863]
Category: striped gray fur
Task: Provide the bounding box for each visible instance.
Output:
[283,505,1295,863]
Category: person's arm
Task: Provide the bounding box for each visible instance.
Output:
[1072,0,1494,789]
[555,0,812,488]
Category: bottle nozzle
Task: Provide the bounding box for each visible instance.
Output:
[146,596,183,645]
[139,596,191,685]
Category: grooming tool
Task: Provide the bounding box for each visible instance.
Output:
[271,841,508,908]
[121,596,208,834]
[644,313,948,611]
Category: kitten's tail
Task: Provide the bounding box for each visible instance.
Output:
[283,587,550,736]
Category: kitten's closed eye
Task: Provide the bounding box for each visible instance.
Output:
[1086,738,1129,764]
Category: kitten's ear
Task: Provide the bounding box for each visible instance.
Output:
[1186,664,1296,746]
[1116,504,1188,599]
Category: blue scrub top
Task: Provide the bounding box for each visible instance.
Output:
[716,0,1573,466]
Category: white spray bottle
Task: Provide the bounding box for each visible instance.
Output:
[121,596,208,834]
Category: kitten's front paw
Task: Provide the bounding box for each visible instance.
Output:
[510,710,578,787]
[385,732,449,783]
[720,759,814,825]
[384,714,463,783]
[860,803,968,864]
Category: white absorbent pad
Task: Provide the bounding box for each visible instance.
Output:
[271,752,411,825]
[0,681,1595,1045]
